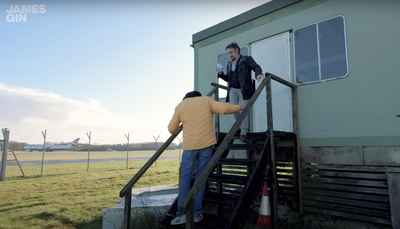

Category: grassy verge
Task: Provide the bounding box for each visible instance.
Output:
[0,159,180,229]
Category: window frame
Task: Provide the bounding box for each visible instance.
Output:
[293,15,349,85]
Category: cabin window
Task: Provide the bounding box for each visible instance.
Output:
[294,15,348,84]
[217,46,249,98]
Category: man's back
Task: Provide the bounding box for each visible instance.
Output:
[168,96,240,150]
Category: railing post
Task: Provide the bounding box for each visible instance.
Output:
[268,74,302,214]
[266,74,278,229]
[185,201,195,229]
[292,86,302,213]
[123,187,132,229]
[214,87,220,135]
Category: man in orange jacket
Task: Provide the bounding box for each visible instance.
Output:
[168,91,245,225]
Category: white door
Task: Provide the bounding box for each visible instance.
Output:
[251,32,293,132]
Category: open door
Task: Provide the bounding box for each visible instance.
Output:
[251,32,293,132]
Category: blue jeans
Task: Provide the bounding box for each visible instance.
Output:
[229,88,248,135]
[176,146,213,218]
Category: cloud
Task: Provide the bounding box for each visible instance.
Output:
[0,83,149,144]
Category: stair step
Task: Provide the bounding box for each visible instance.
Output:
[206,186,244,196]
[217,158,257,166]
[213,144,263,151]
[218,131,295,140]
[203,196,237,207]
[205,191,240,199]
[208,174,248,185]
[207,181,244,192]
[204,191,240,206]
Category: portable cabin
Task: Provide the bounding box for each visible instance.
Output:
[191,0,400,226]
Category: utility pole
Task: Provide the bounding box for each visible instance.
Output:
[40,130,46,177]
[86,131,91,172]
[153,135,160,167]
[125,133,129,169]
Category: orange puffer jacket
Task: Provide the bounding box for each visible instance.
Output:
[168,96,240,150]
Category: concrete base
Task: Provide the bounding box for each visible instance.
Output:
[388,173,400,228]
[102,185,178,229]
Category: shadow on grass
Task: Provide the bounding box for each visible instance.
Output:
[0,202,47,213]
[57,214,103,229]
[34,211,55,221]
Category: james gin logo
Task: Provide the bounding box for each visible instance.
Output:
[6,5,46,22]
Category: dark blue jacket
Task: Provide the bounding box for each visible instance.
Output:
[218,55,263,102]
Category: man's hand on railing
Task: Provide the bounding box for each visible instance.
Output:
[256,74,265,82]
[239,100,247,110]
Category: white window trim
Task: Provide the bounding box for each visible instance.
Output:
[293,15,349,85]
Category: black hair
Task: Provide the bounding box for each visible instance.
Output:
[225,42,240,54]
[183,91,202,100]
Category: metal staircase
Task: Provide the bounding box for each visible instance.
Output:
[119,73,300,229]
[160,130,295,228]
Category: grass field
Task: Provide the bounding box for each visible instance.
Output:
[6,150,181,162]
[2,150,384,229]
[0,150,181,229]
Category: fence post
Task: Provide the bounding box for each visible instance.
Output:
[87,131,91,172]
[40,130,46,177]
[0,128,10,182]
[125,133,129,169]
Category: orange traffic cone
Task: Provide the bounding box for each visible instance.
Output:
[257,183,271,227]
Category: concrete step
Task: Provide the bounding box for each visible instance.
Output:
[102,185,178,229]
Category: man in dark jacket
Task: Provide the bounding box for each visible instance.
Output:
[217,42,265,142]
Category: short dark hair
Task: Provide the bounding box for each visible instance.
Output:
[225,42,240,54]
[183,91,202,100]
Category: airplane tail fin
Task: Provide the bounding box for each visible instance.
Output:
[70,138,80,147]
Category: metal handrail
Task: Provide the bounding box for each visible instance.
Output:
[210,82,228,90]
[119,72,299,229]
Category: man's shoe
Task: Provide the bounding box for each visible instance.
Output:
[171,215,186,225]
[240,134,247,143]
[195,213,203,223]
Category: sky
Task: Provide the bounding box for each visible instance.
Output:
[0,0,269,145]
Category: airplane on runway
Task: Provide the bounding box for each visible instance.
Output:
[107,148,116,152]
[24,138,80,152]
